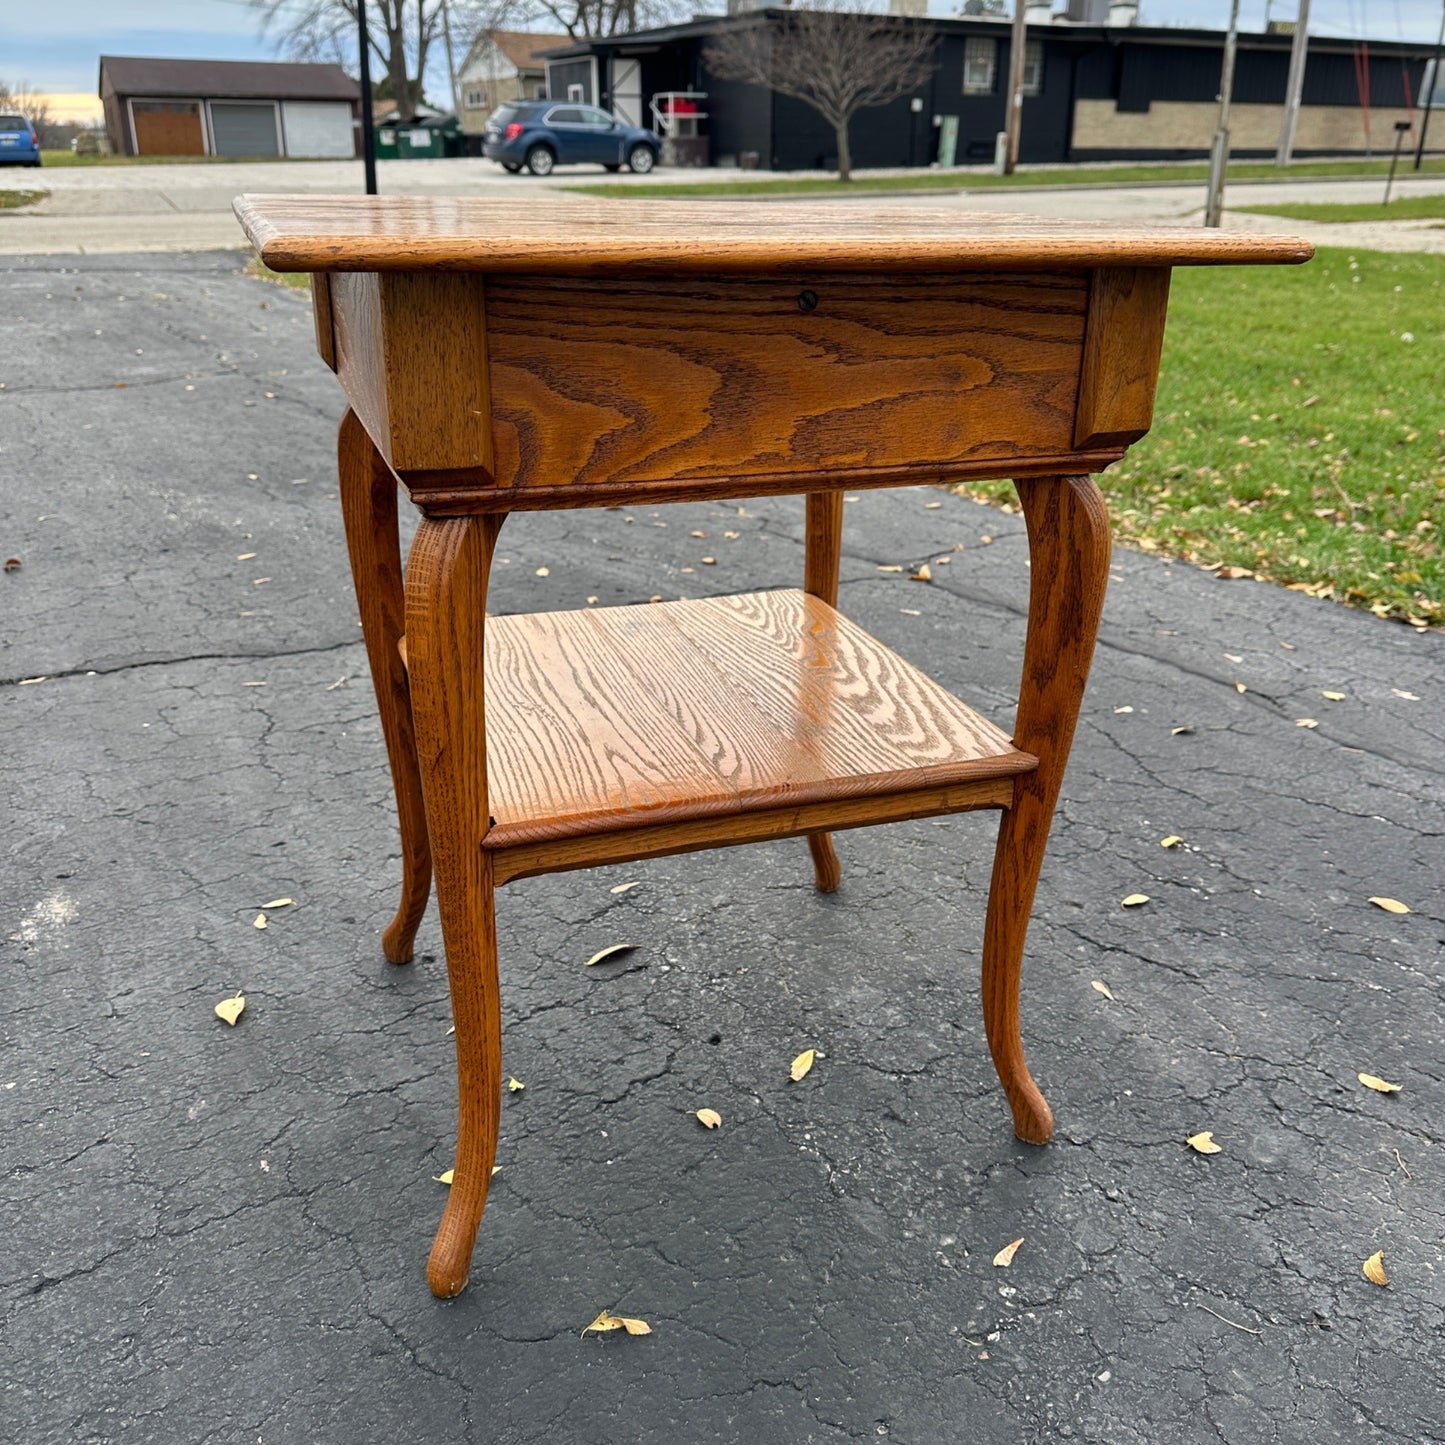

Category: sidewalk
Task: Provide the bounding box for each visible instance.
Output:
[2,251,1441,1444]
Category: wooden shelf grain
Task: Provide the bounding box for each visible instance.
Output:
[476,589,1035,853]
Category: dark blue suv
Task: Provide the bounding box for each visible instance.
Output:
[0,113,42,167]
[483,101,659,177]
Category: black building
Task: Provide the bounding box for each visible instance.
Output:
[542,12,1441,171]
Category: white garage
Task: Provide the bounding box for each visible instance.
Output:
[281,100,356,158]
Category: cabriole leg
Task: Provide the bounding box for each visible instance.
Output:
[405,512,506,1298]
[338,409,432,963]
[982,475,1110,1145]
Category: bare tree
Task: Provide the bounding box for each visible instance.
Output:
[249,1,485,114]
[519,0,683,39]
[0,79,56,145]
[704,4,937,181]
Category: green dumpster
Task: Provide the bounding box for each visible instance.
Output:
[373,115,464,160]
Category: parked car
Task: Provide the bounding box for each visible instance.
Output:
[483,101,658,177]
[0,113,42,167]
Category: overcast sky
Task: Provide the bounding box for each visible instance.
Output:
[9,0,1445,120]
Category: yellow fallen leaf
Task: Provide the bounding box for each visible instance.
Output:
[1362,1250,1389,1287]
[1392,689,1420,701]
[1160,836,1182,849]
[535,566,549,577]
[1234,682,1247,694]
[1187,1131,1222,1154]
[1296,718,1319,729]
[618,1316,652,1335]
[910,563,932,582]
[433,1168,454,1185]
[690,530,707,538]
[696,1108,722,1129]
[508,1076,524,1093]
[260,897,294,909]
[1121,893,1150,908]
[609,881,641,895]
[1357,1073,1402,1094]
[236,552,257,561]
[583,1310,649,1336]
[992,1237,1024,1267]
[585,943,636,967]
[790,1048,816,1082]
[723,530,739,539]
[877,564,904,573]
[1091,980,1115,1001]
[1368,897,1411,915]
[1171,725,1194,736]
[700,556,717,565]
[1114,705,1134,714]
[923,500,942,509]
[1224,653,1243,663]
[1321,690,1347,701]
[252,913,268,929]
[214,992,245,1026]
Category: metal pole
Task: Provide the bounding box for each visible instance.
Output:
[1276,0,1311,165]
[1003,0,1029,176]
[357,0,378,195]
[1384,121,1408,203]
[440,0,463,121]
[1414,4,1445,169]
[1204,0,1242,227]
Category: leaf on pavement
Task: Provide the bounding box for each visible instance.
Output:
[252,912,268,929]
[260,898,294,909]
[1321,690,1347,701]
[910,563,932,582]
[585,943,636,967]
[433,1168,454,1185]
[790,1048,816,1082]
[1121,893,1150,908]
[609,881,641,895]
[1091,980,1115,1001]
[1368,897,1411,915]
[583,1310,652,1337]
[1171,725,1194,736]
[1362,1251,1389,1287]
[1160,836,1182,849]
[215,992,246,1026]
[1187,1131,1222,1154]
[1357,1073,1402,1094]
[508,1076,525,1093]
[992,1237,1024,1268]
[696,1108,722,1129]
[1296,718,1319,728]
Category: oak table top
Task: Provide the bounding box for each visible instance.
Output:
[235,193,1311,274]
[232,193,1313,1298]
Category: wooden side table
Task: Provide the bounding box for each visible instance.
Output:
[235,196,1309,1298]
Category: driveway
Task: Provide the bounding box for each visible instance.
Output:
[4,155,1445,255]
[2,250,1441,1443]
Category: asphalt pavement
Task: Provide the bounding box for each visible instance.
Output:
[1,251,1442,1444]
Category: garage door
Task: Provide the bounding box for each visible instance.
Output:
[132,101,204,156]
[209,101,280,157]
[281,100,355,158]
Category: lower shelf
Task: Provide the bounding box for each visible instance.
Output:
[480,589,1035,859]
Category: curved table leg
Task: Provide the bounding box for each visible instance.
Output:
[405,512,507,1298]
[338,409,432,964]
[803,491,845,893]
[982,475,1110,1145]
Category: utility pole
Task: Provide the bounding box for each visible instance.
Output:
[357,0,377,194]
[440,0,463,121]
[1204,0,1242,227]
[1276,0,1311,165]
[1414,2,1445,169]
[1002,0,1029,175]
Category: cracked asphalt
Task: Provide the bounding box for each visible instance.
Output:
[2,251,1442,1444]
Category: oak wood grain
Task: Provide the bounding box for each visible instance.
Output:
[492,777,1014,886]
[480,589,1034,850]
[982,475,1111,1146]
[804,490,845,892]
[234,194,1314,275]
[311,272,335,371]
[405,512,507,1298]
[338,409,431,963]
[1072,267,1172,451]
[485,272,1087,495]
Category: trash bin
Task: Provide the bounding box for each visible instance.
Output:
[373,115,465,160]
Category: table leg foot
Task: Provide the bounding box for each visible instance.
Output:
[807,832,842,892]
[982,475,1110,1146]
[407,515,505,1298]
[339,408,432,965]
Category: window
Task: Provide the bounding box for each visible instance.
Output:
[463,85,488,110]
[547,106,584,124]
[567,83,584,102]
[1022,40,1044,97]
[963,37,996,96]
[579,106,614,127]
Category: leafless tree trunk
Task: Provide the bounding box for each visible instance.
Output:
[704,4,936,181]
[0,79,55,145]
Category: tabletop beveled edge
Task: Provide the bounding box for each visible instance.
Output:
[232,193,1315,275]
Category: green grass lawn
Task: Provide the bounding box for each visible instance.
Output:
[38,149,310,167]
[245,257,312,291]
[565,155,1445,200]
[957,246,1443,626]
[1238,193,1445,223]
[0,188,46,208]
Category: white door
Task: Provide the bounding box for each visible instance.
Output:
[611,58,642,127]
[281,100,355,158]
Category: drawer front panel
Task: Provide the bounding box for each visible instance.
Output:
[485,271,1089,495]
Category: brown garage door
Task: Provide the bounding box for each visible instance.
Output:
[132,101,204,156]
